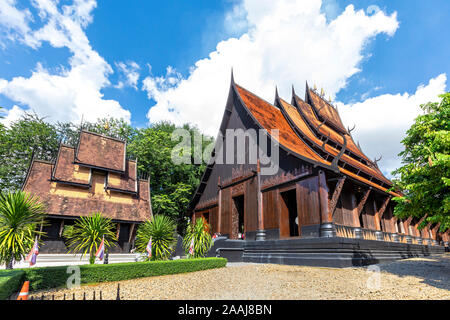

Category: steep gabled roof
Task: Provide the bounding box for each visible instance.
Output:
[188,78,400,213]
[235,84,332,168]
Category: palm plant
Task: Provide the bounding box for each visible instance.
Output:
[65,212,116,264]
[183,218,213,258]
[0,191,47,269]
[135,215,177,261]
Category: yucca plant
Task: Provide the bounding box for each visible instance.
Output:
[0,191,47,269]
[183,218,213,258]
[65,212,116,264]
[135,215,177,261]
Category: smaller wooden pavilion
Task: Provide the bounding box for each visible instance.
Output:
[22,130,153,253]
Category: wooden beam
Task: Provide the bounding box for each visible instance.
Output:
[357,189,371,217]
[329,177,346,216]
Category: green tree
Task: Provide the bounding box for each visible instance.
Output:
[392,92,450,232]
[0,113,59,192]
[128,122,212,233]
[135,215,177,260]
[0,191,47,269]
[183,218,213,258]
[64,212,117,264]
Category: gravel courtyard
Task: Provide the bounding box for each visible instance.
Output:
[30,254,450,300]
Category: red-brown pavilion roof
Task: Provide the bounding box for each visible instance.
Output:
[75,131,126,172]
[52,145,91,185]
[23,160,151,222]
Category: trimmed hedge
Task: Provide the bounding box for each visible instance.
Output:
[12,257,226,292]
[0,270,25,300]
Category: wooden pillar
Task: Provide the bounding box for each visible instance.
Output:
[116,223,121,239]
[59,219,65,237]
[255,160,265,240]
[318,170,334,237]
[350,193,361,228]
[217,177,222,234]
[128,223,135,243]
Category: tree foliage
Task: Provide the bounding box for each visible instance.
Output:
[135,215,177,261]
[392,93,450,232]
[183,218,213,258]
[0,191,47,268]
[63,212,117,264]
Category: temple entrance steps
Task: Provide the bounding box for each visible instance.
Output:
[1,253,141,269]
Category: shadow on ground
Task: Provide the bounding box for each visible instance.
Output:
[375,254,450,291]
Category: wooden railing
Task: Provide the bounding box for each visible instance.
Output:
[334,224,440,246]
[362,229,377,240]
[335,224,356,238]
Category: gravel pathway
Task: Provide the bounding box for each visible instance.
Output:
[29,254,450,300]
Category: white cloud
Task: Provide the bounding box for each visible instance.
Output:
[144,0,399,136]
[0,105,25,126]
[0,0,131,126]
[114,61,141,90]
[337,73,447,177]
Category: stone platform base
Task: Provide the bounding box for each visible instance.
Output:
[209,237,447,268]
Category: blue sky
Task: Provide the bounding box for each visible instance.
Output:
[0,0,448,174]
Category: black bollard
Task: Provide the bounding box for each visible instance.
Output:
[83,292,86,300]
[63,293,66,300]
[116,284,120,300]
[73,293,75,300]
[93,291,96,300]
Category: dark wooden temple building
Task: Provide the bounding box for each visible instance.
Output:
[188,75,447,266]
[23,130,152,253]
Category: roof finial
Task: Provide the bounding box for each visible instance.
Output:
[275,85,279,99]
[292,84,296,96]
[313,83,317,91]
[320,87,325,97]
[328,95,332,102]
[231,67,234,84]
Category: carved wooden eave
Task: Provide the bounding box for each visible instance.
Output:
[357,188,371,216]
[329,177,346,216]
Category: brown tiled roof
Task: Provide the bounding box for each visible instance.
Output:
[106,160,137,193]
[75,131,126,172]
[294,95,370,162]
[235,84,330,167]
[279,97,392,186]
[23,160,151,222]
[52,145,91,185]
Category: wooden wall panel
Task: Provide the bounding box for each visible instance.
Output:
[210,206,218,234]
[340,192,356,227]
[362,198,376,230]
[278,190,290,238]
[262,190,278,230]
[296,176,321,226]
[221,188,232,235]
